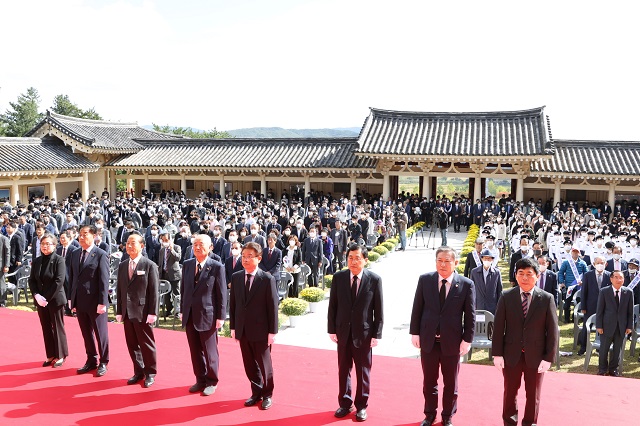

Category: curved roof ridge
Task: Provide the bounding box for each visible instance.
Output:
[369,106,546,118]
[48,110,138,127]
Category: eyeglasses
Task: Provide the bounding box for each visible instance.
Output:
[41,242,56,246]
[241,256,258,261]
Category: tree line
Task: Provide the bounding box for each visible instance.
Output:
[0,87,230,139]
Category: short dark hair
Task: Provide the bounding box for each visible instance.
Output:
[515,257,539,275]
[80,224,97,235]
[346,242,368,259]
[242,242,262,257]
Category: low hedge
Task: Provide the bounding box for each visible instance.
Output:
[368,252,380,262]
[372,246,389,256]
[280,298,308,316]
[324,274,333,288]
[299,287,326,303]
[382,241,395,251]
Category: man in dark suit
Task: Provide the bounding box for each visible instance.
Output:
[493,257,559,426]
[56,230,79,315]
[410,246,475,426]
[463,237,485,278]
[69,225,111,377]
[596,270,634,376]
[331,220,348,271]
[116,233,159,388]
[18,215,34,251]
[225,241,245,287]
[535,255,558,305]
[229,242,279,411]
[605,246,628,272]
[509,237,532,286]
[221,230,239,263]
[211,225,227,260]
[328,242,383,422]
[578,255,611,355]
[258,234,282,288]
[158,230,182,317]
[144,225,161,265]
[302,227,323,287]
[0,233,9,307]
[469,249,502,314]
[180,234,226,396]
[5,222,24,288]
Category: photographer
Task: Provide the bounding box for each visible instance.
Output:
[395,205,408,251]
[435,207,449,246]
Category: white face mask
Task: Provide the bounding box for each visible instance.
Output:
[486,241,494,247]
[250,229,258,235]
[151,230,158,236]
[162,242,170,248]
[308,232,316,238]
[594,264,605,272]
[520,246,529,253]
[231,249,241,256]
[613,254,621,260]
[539,264,547,272]
[289,241,296,247]
[482,260,492,269]
[284,230,291,236]
[190,238,195,244]
[630,267,638,274]
[213,230,220,236]
[228,236,237,243]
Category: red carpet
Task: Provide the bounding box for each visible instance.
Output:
[0,308,635,425]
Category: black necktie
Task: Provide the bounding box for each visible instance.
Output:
[439,279,447,310]
[351,276,358,303]
[245,274,252,298]
[195,263,202,283]
[615,290,620,307]
[80,250,87,264]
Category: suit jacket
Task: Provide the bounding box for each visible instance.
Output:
[8,233,24,267]
[56,244,79,290]
[225,255,244,284]
[302,237,323,265]
[0,234,9,273]
[116,256,159,322]
[538,269,559,306]
[180,257,226,331]
[410,271,475,356]
[145,235,161,265]
[331,228,348,253]
[469,265,502,314]
[28,253,67,307]
[229,268,279,342]
[493,286,559,368]
[68,246,110,312]
[581,269,611,317]
[327,269,384,348]
[211,236,227,259]
[20,223,34,250]
[596,285,634,338]
[605,258,628,273]
[158,244,182,281]
[463,251,481,278]
[259,247,282,282]
[221,241,234,263]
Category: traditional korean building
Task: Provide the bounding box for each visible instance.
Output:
[0,106,638,207]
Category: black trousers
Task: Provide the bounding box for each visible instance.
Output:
[239,336,274,398]
[185,316,220,386]
[337,334,372,410]
[160,278,180,316]
[37,303,68,359]
[421,341,460,419]
[76,309,109,364]
[307,264,319,287]
[502,352,544,426]
[123,316,157,376]
[599,327,624,374]
[333,250,345,271]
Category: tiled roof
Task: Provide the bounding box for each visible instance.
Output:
[0,137,99,175]
[531,140,640,177]
[105,138,375,171]
[356,107,554,158]
[26,111,179,153]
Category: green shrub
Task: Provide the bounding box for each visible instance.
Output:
[299,287,326,302]
[220,320,231,337]
[387,238,398,245]
[368,252,380,262]
[280,298,308,316]
[324,274,333,288]
[382,242,395,251]
[372,246,389,256]
[455,264,465,274]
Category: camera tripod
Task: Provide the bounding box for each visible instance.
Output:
[424,215,439,250]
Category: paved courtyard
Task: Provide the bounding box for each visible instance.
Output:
[275,226,467,358]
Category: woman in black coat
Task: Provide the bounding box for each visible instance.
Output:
[283,235,303,297]
[29,233,68,367]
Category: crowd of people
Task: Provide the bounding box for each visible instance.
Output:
[0,187,638,423]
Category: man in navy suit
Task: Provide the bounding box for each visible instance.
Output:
[536,255,559,305]
[605,246,628,272]
[56,230,79,315]
[69,225,111,377]
[596,270,634,376]
[328,242,383,422]
[301,227,323,287]
[225,241,245,287]
[469,248,502,314]
[410,246,475,426]
[180,234,226,396]
[578,255,611,355]
[229,242,279,411]
[258,234,282,289]
[211,225,227,260]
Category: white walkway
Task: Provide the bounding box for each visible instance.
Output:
[275,226,467,358]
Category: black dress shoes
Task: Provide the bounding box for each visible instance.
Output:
[442,417,454,426]
[420,415,436,426]
[609,370,621,377]
[260,397,272,410]
[43,358,54,367]
[77,362,98,374]
[355,408,367,421]
[96,363,108,377]
[334,407,354,418]
[127,374,144,385]
[189,383,206,393]
[144,376,155,388]
[244,396,262,407]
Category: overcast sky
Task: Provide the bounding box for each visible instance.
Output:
[1,0,639,140]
